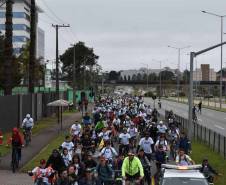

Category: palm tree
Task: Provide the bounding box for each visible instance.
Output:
[4,0,13,95]
[29,0,36,93]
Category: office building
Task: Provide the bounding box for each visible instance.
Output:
[0,0,45,60]
[193,64,216,81]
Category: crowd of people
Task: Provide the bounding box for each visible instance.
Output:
[10,94,217,185]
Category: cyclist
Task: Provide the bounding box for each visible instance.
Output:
[119,128,131,155]
[22,114,34,142]
[157,120,167,135]
[137,148,151,185]
[95,156,113,185]
[175,148,195,166]
[83,112,92,126]
[60,135,74,156]
[200,158,220,183]
[28,159,54,185]
[178,132,191,155]
[11,127,23,162]
[127,123,138,148]
[99,141,118,164]
[70,121,82,145]
[158,99,161,109]
[192,105,197,121]
[137,132,154,161]
[121,151,144,185]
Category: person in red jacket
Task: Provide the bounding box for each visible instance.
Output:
[11,127,23,161]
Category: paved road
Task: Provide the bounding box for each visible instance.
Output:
[144,98,226,137]
[0,170,32,185]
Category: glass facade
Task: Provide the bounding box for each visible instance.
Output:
[0,12,30,21]
[0,24,30,32]
[13,36,29,42]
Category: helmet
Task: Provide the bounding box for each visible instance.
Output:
[26,114,31,118]
[159,120,163,124]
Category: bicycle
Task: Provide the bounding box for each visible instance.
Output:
[23,128,31,146]
[11,147,20,173]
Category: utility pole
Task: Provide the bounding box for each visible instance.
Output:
[29,0,36,93]
[52,24,70,99]
[4,0,13,95]
[72,44,76,109]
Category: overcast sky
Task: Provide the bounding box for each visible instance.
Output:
[37,0,226,71]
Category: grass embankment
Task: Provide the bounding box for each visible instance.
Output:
[191,141,226,185]
[21,133,66,172]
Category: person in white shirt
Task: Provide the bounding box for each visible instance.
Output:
[127,123,138,148]
[30,159,53,185]
[100,141,118,162]
[137,133,154,161]
[119,129,131,155]
[157,121,168,134]
[22,114,34,129]
[61,135,74,156]
[155,134,170,152]
[62,148,72,167]
[98,127,112,141]
[70,121,82,138]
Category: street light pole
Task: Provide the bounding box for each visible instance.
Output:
[168,45,191,102]
[201,10,226,109]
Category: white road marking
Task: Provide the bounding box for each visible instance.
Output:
[214,125,225,130]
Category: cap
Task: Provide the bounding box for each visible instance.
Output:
[40,159,46,165]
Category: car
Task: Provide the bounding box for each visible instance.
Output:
[159,164,211,185]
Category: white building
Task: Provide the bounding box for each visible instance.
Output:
[0,0,45,60]
[120,67,177,80]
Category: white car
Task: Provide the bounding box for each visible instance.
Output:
[160,164,211,185]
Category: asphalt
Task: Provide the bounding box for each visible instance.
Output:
[144,98,226,137]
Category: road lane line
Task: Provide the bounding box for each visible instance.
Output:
[214,125,225,130]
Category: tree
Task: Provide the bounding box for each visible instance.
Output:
[137,73,142,81]
[3,0,13,95]
[183,69,190,83]
[18,42,44,86]
[132,74,137,81]
[149,73,157,82]
[0,35,23,89]
[60,41,99,89]
[29,0,37,93]
[108,71,120,81]
[159,70,175,81]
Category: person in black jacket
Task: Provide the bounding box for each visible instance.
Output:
[46,149,66,173]
[200,158,219,183]
[84,152,97,169]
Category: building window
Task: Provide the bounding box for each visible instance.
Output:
[13,36,28,42]
[0,12,30,20]
[0,24,30,32]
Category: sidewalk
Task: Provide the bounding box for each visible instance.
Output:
[0,111,83,170]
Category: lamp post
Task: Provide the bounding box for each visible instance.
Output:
[202,10,226,109]
[168,45,191,102]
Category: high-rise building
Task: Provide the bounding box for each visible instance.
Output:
[0,0,45,60]
[193,64,216,81]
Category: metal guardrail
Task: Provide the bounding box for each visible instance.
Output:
[165,110,226,159]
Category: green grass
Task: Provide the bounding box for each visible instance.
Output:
[191,141,226,185]
[21,133,66,172]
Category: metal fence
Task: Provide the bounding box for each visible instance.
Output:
[165,110,226,159]
[0,91,67,133]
